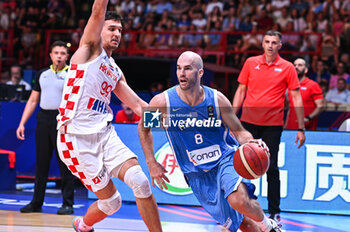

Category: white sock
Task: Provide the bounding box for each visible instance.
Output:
[258,215,272,232]
[79,218,93,232]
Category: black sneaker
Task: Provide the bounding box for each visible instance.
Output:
[57,205,74,215]
[20,203,42,213]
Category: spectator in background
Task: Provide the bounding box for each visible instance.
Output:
[275,7,292,31]
[271,0,290,19]
[189,0,206,19]
[257,8,274,31]
[138,23,156,49]
[286,58,325,130]
[120,0,135,15]
[16,41,75,215]
[237,0,253,18]
[223,0,239,17]
[319,80,329,96]
[20,20,38,65]
[205,20,223,50]
[205,0,224,15]
[6,64,31,90]
[291,8,307,32]
[290,0,309,17]
[223,7,240,31]
[183,24,203,48]
[316,11,328,32]
[115,102,141,123]
[71,18,86,49]
[206,6,223,31]
[155,0,172,16]
[238,13,253,32]
[171,0,190,20]
[309,59,331,84]
[282,21,301,51]
[191,10,207,31]
[325,78,350,104]
[329,61,350,89]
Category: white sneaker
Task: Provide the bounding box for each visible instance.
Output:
[268,218,282,232]
[270,213,282,226]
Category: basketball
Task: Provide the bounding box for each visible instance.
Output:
[233,142,270,179]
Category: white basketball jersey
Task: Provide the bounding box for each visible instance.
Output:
[57,49,122,134]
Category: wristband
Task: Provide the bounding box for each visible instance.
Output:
[306,115,312,120]
[297,128,305,133]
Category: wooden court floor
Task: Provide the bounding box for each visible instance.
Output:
[0,189,349,232]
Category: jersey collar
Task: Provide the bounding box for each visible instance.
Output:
[259,54,281,66]
[50,65,69,73]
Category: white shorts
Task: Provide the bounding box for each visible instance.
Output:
[57,124,137,192]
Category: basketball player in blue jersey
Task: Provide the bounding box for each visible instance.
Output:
[139,51,282,232]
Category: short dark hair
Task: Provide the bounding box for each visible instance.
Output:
[105,11,123,24]
[265,30,282,41]
[50,41,68,52]
[10,64,23,76]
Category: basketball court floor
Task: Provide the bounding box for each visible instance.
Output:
[0,187,349,232]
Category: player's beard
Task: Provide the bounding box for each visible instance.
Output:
[297,68,306,79]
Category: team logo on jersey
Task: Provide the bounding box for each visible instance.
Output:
[154,142,193,195]
[208,106,214,118]
[188,145,222,166]
[87,97,108,114]
[99,63,119,81]
[255,65,260,70]
[274,68,282,72]
[143,109,161,128]
[92,177,101,184]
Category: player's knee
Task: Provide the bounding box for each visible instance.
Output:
[124,165,152,198]
[97,190,122,215]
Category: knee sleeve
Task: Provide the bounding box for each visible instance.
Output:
[124,165,152,198]
[97,190,122,215]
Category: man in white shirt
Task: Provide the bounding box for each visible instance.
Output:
[6,64,31,91]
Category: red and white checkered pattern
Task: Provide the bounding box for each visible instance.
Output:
[56,50,121,134]
[58,127,92,191]
[57,63,85,130]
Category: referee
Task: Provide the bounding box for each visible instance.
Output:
[16,41,75,215]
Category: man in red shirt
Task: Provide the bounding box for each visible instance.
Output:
[232,30,305,226]
[115,103,141,123]
[286,58,325,130]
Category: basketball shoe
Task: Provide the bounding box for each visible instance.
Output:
[270,213,282,227]
[268,218,282,232]
[72,217,94,232]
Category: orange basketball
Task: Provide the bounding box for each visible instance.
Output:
[233,142,270,179]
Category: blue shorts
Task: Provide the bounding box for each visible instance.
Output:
[185,154,256,232]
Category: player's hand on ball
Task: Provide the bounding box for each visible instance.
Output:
[248,139,270,155]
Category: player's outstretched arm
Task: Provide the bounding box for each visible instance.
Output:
[218,91,253,144]
[138,93,169,190]
[71,0,107,64]
[113,74,148,117]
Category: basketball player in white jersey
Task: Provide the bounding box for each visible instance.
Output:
[56,0,165,231]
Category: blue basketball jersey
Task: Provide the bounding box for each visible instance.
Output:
[164,85,239,174]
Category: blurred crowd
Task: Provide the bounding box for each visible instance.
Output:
[0,0,349,97]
